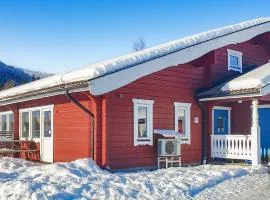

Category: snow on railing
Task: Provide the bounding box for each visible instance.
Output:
[211,134,252,160]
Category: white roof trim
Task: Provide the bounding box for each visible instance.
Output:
[0,17,269,101]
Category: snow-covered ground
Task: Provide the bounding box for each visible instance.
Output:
[0,157,268,200]
[195,173,270,200]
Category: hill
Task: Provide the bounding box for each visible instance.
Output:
[0,61,51,90]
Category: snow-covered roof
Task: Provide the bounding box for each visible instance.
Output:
[197,62,270,101]
[222,62,270,92]
[0,17,269,103]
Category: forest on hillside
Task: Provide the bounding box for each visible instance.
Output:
[0,61,45,90]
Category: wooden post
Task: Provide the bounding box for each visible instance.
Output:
[251,99,261,166]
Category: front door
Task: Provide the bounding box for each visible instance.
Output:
[213,108,230,135]
[259,107,270,155]
[40,109,53,163]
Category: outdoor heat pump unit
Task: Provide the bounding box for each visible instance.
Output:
[158,139,181,157]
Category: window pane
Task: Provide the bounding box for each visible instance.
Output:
[138,106,148,138]
[1,115,7,131]
[230,55,239,66]
[217,116,224,129]
[32,111,40,138]
[22,112,29,138]
[177,109,186,136]
[9,114,14,131]
[43,111,52,137]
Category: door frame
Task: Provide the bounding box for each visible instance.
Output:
[212,106,231,135]
[40,107,54,163]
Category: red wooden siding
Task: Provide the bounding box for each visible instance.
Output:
[212,38,270,84]
[105,64,204,169]
[0,93,97,163]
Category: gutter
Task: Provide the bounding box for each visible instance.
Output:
[65,90,95,161]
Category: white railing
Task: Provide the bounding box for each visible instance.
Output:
[211,134,252,160]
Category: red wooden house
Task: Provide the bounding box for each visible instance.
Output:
[0,17,269,170]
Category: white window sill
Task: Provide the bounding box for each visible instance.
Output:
[181,139,191,144]
[134,139,152,146]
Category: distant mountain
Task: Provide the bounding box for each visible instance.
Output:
[20,68,53,79]
[0,61,52,90]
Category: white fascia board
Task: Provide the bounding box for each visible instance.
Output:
[89,22,270,96]
[261,84,270,96]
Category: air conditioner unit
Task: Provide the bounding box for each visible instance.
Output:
[158,139,181,156]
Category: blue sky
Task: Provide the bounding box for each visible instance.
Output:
[0,0,269,73]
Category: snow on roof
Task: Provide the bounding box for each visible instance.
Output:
[0,17,269,101]
[222,62,270,92]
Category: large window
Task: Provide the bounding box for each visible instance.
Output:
[227,49,243,73]
[174,102,191,144]
[133,99,154,146]
[20,105,53,140]
[0,112,14,132]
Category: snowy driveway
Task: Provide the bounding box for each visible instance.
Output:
[0,157,269,200]
[195,173,270,200]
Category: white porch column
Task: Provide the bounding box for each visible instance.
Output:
[251,99,261,166]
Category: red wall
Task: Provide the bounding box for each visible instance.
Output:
[212,39,270,84]
[0,93,97,163]
[105,64,204,169]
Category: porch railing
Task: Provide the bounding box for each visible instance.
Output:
[211,134,252,160]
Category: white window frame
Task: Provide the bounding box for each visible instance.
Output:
[0,111,14,132]
[133,99,154,146]
[212,106,231,135]
[174,102,191,144]
[19,105,54,141]
[227,49,243,73]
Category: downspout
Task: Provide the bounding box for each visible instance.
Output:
[65,90,95,161]
[197,100,207,164]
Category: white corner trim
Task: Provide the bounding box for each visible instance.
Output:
[212,106,231,135]
[174,102,192,144]
[133,99,154,146]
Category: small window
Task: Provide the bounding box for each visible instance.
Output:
[227,49,243,73]
[21,111,30,138]
[43,110,52,137]
[174,102,191,144]
[31,110,40,139]
[1,115,7,131]
[8,114,14,131]
[133,99,154,146]
[0,112,14,132]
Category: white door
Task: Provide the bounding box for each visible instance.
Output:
[40,109,53,163]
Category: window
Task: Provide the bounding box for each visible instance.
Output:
[43,110,52,137]
[0,112,14,132]
[174,102,191,144]
[21,111,30,138]
[31,110,40,138]
[227,49,243,73]
[133,99,154,146]
[20,105,53,140]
